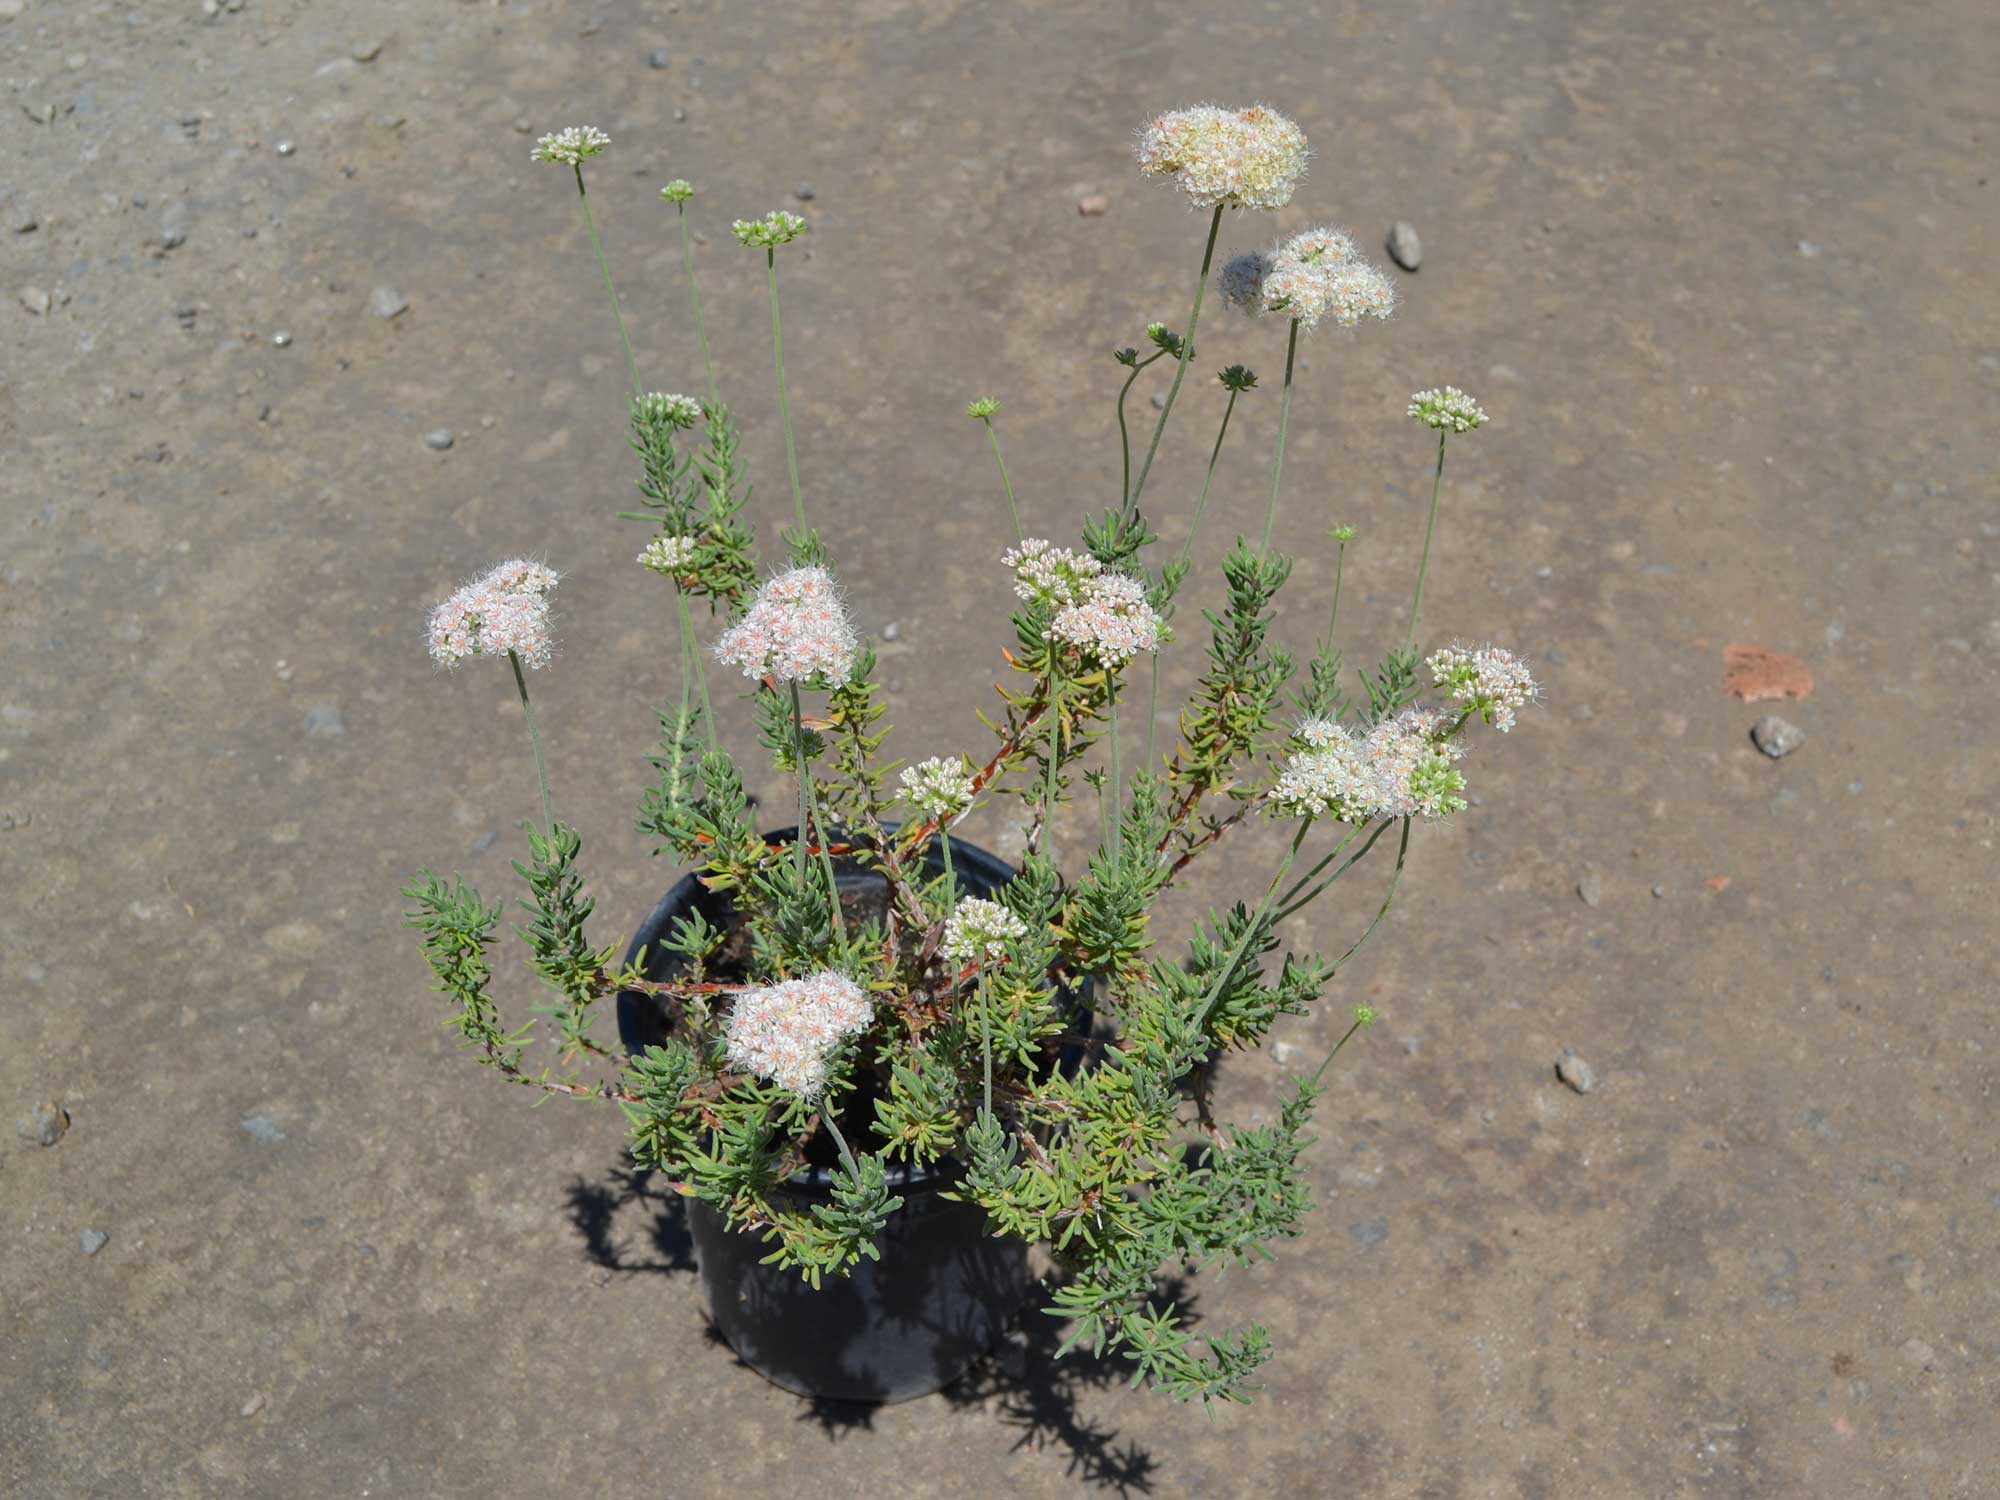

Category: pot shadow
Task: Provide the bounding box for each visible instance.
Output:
[565,1155,1167,1494]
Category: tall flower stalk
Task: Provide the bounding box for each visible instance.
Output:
[532,127,640,398]
[967,398,1022,544]
[1404,387,1487,650]
[661,180,720,408]
[734,211,811,536]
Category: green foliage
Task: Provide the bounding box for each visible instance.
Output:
[1170,541,1295,822]
[513,823,617,1059]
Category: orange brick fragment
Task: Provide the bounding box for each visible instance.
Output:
[1703,874,1732,894]
[1723,644,1813,702]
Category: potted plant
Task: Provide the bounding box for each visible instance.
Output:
[405,106,1537,1407]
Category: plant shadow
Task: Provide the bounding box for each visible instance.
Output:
[565,1155,1167,1495]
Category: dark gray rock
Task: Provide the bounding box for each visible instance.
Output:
[1752,715,1805,758]
[17,1101,69,1146]
[648,47,672,68]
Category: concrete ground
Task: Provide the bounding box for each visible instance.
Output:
[4,0,1996,1495]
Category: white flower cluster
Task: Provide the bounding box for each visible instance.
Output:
[722,970,874,1099]
[732,210,808,248]
[530,125,609,166]
[940,898,1028,967]
[1049,571,1164,668]
[1428,644,1536,731]
[713,566,859,685]
[899,756,977,821]
[635,391,703,429]
[1408,387,1488,434]
[638,535,699,577]
[1135,104,1309,212]
[1256,227,1396,332]
[426,558,559,669]
[1004,537,1103,607]
[1271,709,1468,822]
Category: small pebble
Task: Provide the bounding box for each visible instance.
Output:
[11,208,37,234]
[1576,869,1603,908]
[18,285,49,315]
[648,47,672,68]
[1798,240,1821,258]
[1555,1048,1597,1094]
[672,106,687,123]
[1150,391,1166,409]
[240,1392,268,1418]
[793,183,815,201]
[240,1113,286,1143]
[370,285,409,319]
[1651,883,1667,898]
[374,113,406,130]
[881,620,900,641]
[352,38,383,62]
[17,1101,69,1146]
[1386,220,1422,271]
[1077,192,1109,217]
[0,1,23,21]
[1751,715,1805,758]
[79,1229,108,1256]
[271,331,291,348]
[65,51,87,70]
[425,428,454,451]
[276,140,296,157]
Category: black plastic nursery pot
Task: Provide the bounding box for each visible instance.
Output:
[615,828,1065,1404]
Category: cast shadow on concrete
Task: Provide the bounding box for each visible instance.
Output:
[566,1156,1163,1494]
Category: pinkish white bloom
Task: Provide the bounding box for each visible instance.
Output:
[1004,538,1104,609]
[1408,387,1488,434]
[1271,709,1467,822]
[635,391,703,429]
[1428,644,1537,731]
[482,558,560,597]
[722,970,874,1098]
[1049,572,1165,668]
[1259,228,1395,331]
[1135,104,1308,212]
[639,535,699,576]
[531,125,609,166]
[731,210,807,248]
[900,756,977,821]
[713,565,858,685]
[426,572,556,670]
[940,898,1028,967]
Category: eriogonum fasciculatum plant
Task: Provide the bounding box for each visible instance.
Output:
[405,106,1540,1409]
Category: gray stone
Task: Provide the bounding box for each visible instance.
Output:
[303,703,343,739]
[240,1113,286,1144]
[159,212,187,250]
[424,428,454,451]
[18,285,48,315]
[352,38,383,62]
[271,331,292,348]
[1576,869,1603,908]
[794,183,816,202]
[370,285,408,319]
[275,140,296,157]
[10,207,36,234]
[79,1229,108,1256]
[1651,883,1667,898]
[1387,220,1422,271]
[240,1391,268,1418]
[648,47,672,68]
[1752,715,1805,758]
[1556,1048,1597,1094]
[17,1101,69,1146]
[1150,391,1166,409]
[880,620,900,641]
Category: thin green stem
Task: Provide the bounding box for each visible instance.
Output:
[981,418,1023,544]
[1258,319,1300,556]
[791,681,846,947]
[1193,821,1307,1033]
[1175,387,1241,576]
[1143,652,1163,785]
[1129,204,1225,516]
[1107,674,1122,863]
[1041,668,1062,853]
[510,650,554,833]
[978,967,995,1117]
[1276,820,1370,910]
[676,203,719,409]
[575,165,641,398]
[1117,350,1168,509]
[1406,432,1448,652]
[1309,1016,1368,1087]
[1325,537,1348,650]
[789,682,810,887]
[938,826,957,915]
[674,585,714,743]
[820,1110,862,1185]
[767,248,806,533]
[1274,818,1393,922]
[1323,817,1412,977]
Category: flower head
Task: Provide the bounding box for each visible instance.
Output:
[941,898,1028,967]
[639,535,699,577]
[1259,228,1396,332]
[659,179,695,204]
[966,396,1001,421]
[900,756,977,822]
[635,391,703,430]
[1428,643,1537,731]
[713,565,858,685]
[1050,573,1165,668]
[1136,104,1308,212]
[1004,538,1104,609]
[1270,708,1467,822]
[722,970,874,1099]
[426,563,558,670]
[1218,251,1271,310]
[732,210,808,249]
[1408,387,1488,434]
[1218,363,1259,392]
[531,126,609,166]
